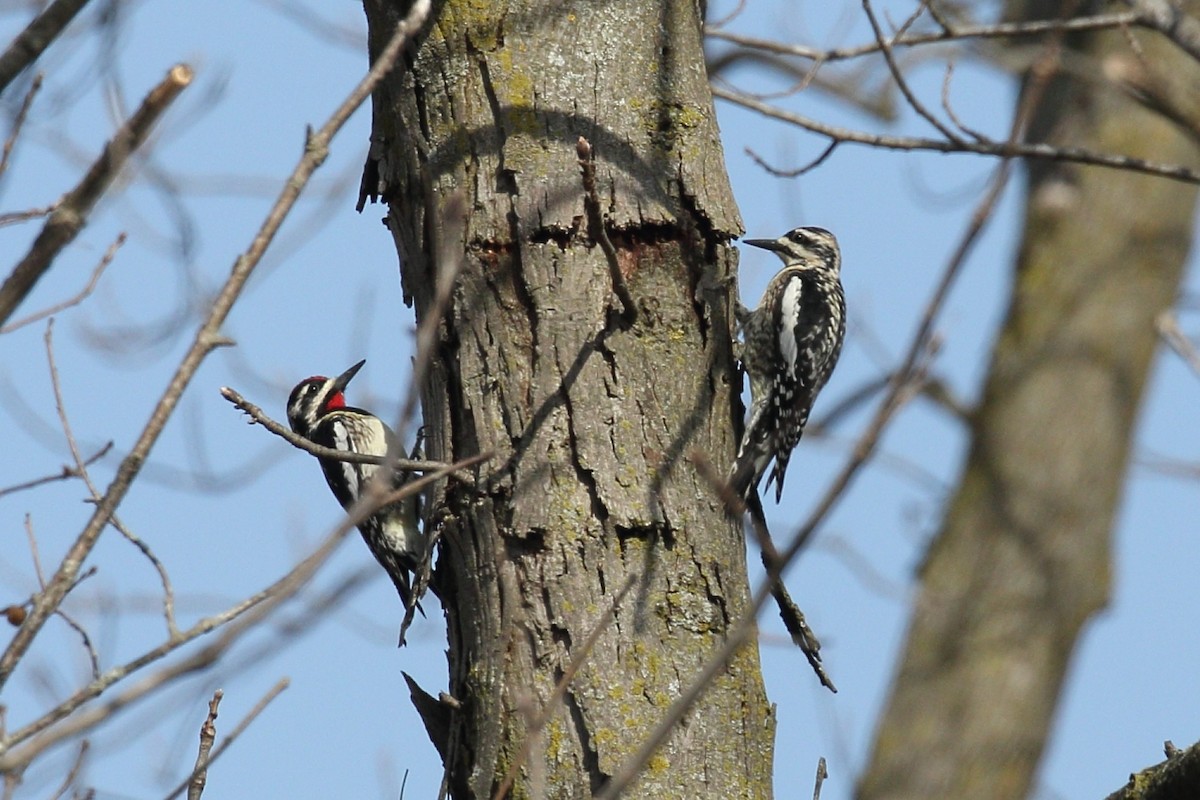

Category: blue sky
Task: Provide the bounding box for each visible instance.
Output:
[1,2,1197,798]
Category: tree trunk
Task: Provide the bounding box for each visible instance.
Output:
[361,1,775,797]
[859,5,1200,799]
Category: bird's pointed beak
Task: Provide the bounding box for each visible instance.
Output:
[743,237,786,253]
[332,359,366,393]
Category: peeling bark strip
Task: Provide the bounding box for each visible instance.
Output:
[361,0,775,796]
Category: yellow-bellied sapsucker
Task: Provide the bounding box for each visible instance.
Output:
[286,360,424,624]
[730,226,845,502]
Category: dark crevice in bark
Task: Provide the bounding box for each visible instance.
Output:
[557,342,611,527]
[477,58,515,197]
[678,176,735,355]
[595,334,620,392]
[565,685,608,793]
[691,541,731,627]
[529,227,576,248]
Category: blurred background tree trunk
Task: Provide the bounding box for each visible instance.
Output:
[858,3,1200,798]
[362,0,774,796]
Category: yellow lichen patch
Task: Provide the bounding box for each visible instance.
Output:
[442,0,503,51]
[593,726,617,748]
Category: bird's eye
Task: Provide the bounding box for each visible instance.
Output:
[307,384,318,395]
[789,230,806,244]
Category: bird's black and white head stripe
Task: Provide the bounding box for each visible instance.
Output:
[742,226,841,276]
[286,359,364,437]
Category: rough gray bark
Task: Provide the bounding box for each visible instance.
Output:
[858,5,1200,799]
[361,1,775,797]
[1104,738,1200,800]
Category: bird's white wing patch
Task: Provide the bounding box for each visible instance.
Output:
[330,419,361,498]
[778,276,803,378]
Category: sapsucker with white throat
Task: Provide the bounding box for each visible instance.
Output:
[730,226,846,503]
[286,360,424,631]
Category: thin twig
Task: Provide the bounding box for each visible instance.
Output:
[751,497,834,690]
[110,513,180,638]
[713,86,1200,185]
[812,757,828,800]
[22,516,46,589]
[48,740,88,800]
[0,203,58,229]
[165,679,289,800]
[862,0,962,143]
[0,0,434,694]
[940,62,988,142]
[24,514,100,679]
[219,385,473,482]
[492,574,638,800]
[746,141,839,178]
[0,72,42,181]
[0,450,482,771]
[0,440,112,501]
[45,319,179,639]
[705,11,1140,64]
[690,451,834,691]
[0,232,126,334]
[1157,311,1200,379]
[0,65,192,327]
[577,136,637,323]
[186,690,221,800]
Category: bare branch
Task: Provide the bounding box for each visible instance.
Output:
[751,502,835,691]
[862,0,962,143]
[219,385,473,483]
[940,61,989,142]
[165,680,289,800]
[48,740,87,800]
[109,512,180,639]
[24,515,100,678]
[0,203,58,229]
[1103,734,1200,799]
[0,0,93,94]
[812,757,828,800]
[0,442,111,499]
[0,450,482,771]
[0,72,42,181]
[705,11,1141,64]
[713,85,1200,184]
[746,141,839,178]
[689,450,834,690]
[0,65,192,327]
[0,0,434,694]
[1140,452,1200,481]
[45,319,180,638]
[0,232,125,334]
[1158,310,1200,379]
[186,691,221,800]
